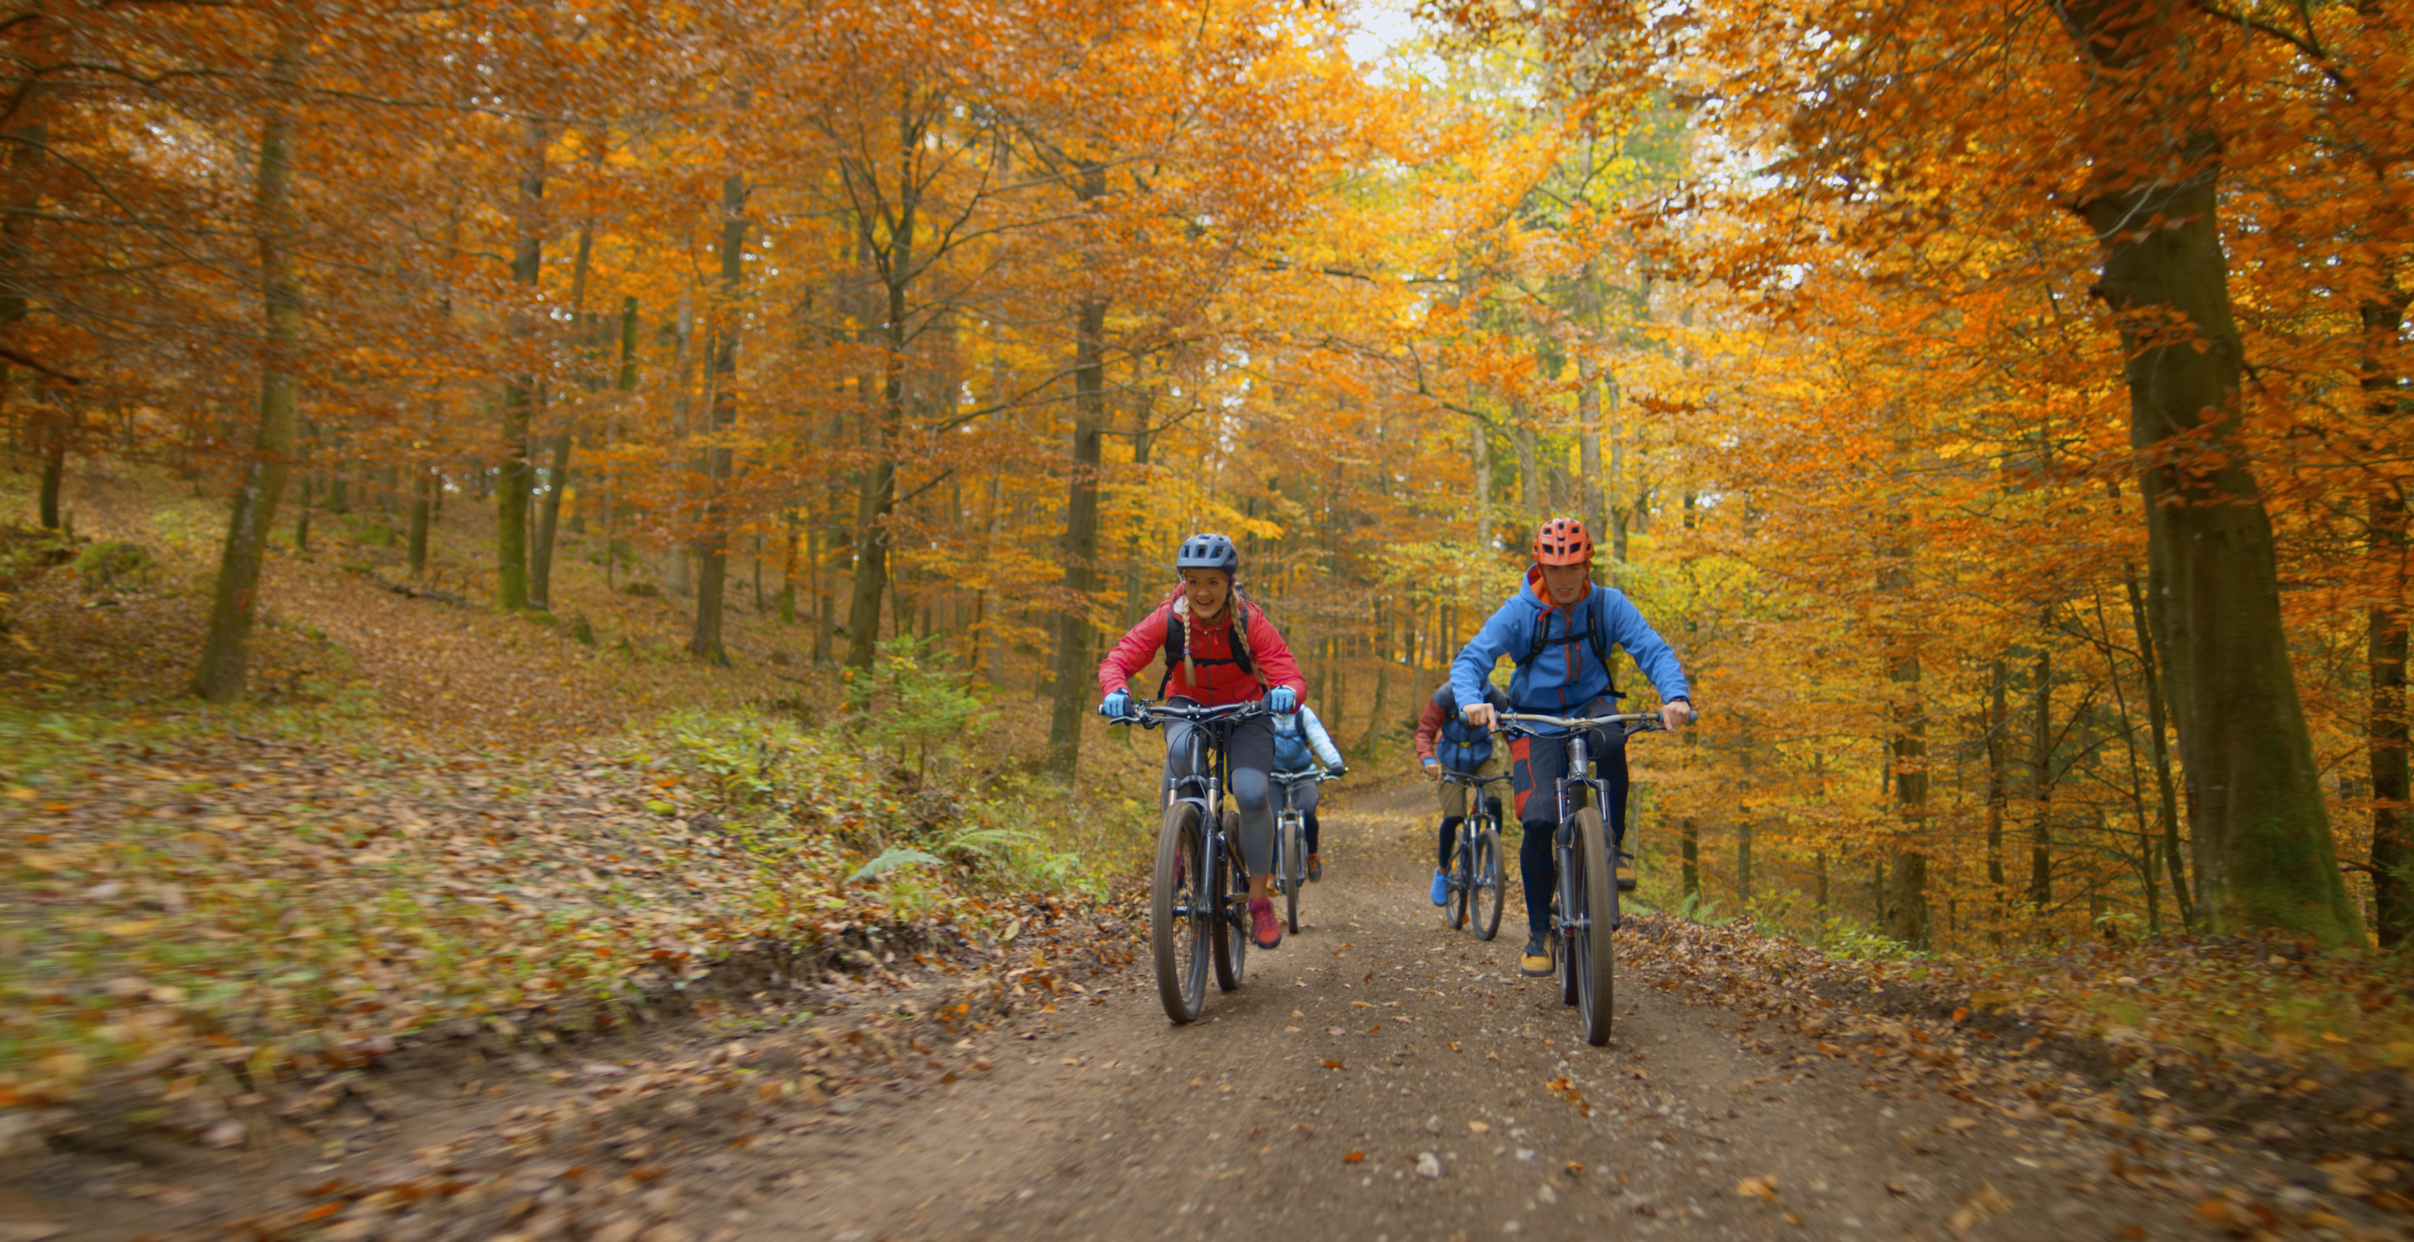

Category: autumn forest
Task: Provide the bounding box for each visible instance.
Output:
[6,0,2414,971]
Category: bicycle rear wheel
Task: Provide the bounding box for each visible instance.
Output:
[1571,804,1616,1046]
[1282,814,1304,934]
[1472,825,1505,941]
[1211,810,1249,991]
[1151,800,1209,1024]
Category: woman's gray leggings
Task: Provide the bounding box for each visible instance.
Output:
[1163,705,1277,878]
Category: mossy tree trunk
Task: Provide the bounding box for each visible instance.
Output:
[2066,52,2362,939]
[191,29,304,702]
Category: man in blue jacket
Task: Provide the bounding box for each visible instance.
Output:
[1450,517,1693,977]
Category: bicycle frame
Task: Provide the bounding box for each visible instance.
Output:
[1436,769,1510,861]
[1128,698,1268,893]
[1497,711,1665,933]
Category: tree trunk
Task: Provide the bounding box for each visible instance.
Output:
[1470,417,1491,549]
[191,30,305,702]
[1577,352,1605,541]
[36,428,63,529]
[2123,565,2192,929]
[2026,643,2054,910]
[1680,816,1699,902]
[2366,293,2413,946]
[495,120,547,613]
[1985,657,2009,889]
[1511,408,1540,537]
[407,467,431,576]
[688,167,746,665]
[2067,33,2360,938]
[292,473,313,554]
[530,432,570,611]
[1887,648,1931,947]
[842,186,913,672]
[1046,171,1109,773]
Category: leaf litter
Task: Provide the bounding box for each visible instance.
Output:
[1622,913,2414,1239]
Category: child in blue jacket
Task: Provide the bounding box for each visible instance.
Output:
[1270,705,1346,879]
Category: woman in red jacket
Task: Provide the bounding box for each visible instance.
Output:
[1097,532,1306,949]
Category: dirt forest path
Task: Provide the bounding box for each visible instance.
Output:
[729,783,2242,1241]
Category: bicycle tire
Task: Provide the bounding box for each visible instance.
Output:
[1282,814,1304,934]
[1151,800,1209,1024]
[1450,820,1472,931]
[1572,804,1616,1046]
[1211,809,1248,991]
[1557,825,1580,1007]
[1472,826,1505,941]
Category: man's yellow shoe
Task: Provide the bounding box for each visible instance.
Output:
[1616,864,1637,892]
[1519,937,1555,977]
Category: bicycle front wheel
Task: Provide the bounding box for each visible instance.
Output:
[1571,805,1616,1046]
[1472,826,1505,941]
[1151,800,1209,1024]
[1450,822,1472,931]
[1282,814,1304,934]
[1211,810,1249,991]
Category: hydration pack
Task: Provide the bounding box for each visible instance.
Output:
[1155,589,1269,697]
[1514,588,1619,697]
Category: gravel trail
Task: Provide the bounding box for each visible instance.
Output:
[729,784,2235,1241]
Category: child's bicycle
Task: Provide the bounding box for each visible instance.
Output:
[1437,769,1512,940]
[1268,768,1340,934]
[1493,709,1681,1046]
[1109,698,1268,1024]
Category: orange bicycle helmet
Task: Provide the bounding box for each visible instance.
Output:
[1533,517,1593,566]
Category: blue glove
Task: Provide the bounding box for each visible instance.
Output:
[1266,686,1297,714]
[1099,688,1132,720]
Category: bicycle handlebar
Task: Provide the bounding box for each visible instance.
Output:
[1493,708,1694,737]
[1271,769,1342,784]
[1106,698,1273,730]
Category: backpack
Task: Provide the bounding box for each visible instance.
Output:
[1433,684,1503,773]
[1155,589,1271,697]
[1513,588,1619,697]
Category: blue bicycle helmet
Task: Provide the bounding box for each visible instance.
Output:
[1174,532,1240,573]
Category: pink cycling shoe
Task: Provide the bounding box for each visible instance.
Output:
[1249,897,1281,949]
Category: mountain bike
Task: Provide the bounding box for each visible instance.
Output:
[1437,769,1511,941]
[1269,768,1339,935]
[1110,698,1268,1024]
[1494,709,1679,1047]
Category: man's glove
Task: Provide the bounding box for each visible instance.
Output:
[1330,763,1349,779]
[1266,686,1297,714]
[1100,688,1132,720]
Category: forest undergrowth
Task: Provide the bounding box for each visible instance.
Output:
[0,463,1160,1156]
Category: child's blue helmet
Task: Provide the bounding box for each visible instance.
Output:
[1174,532,1240,573]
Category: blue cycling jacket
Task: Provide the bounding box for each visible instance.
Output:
[1449,566,1689,726]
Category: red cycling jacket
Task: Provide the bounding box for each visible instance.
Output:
[1097,597,1306,707]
